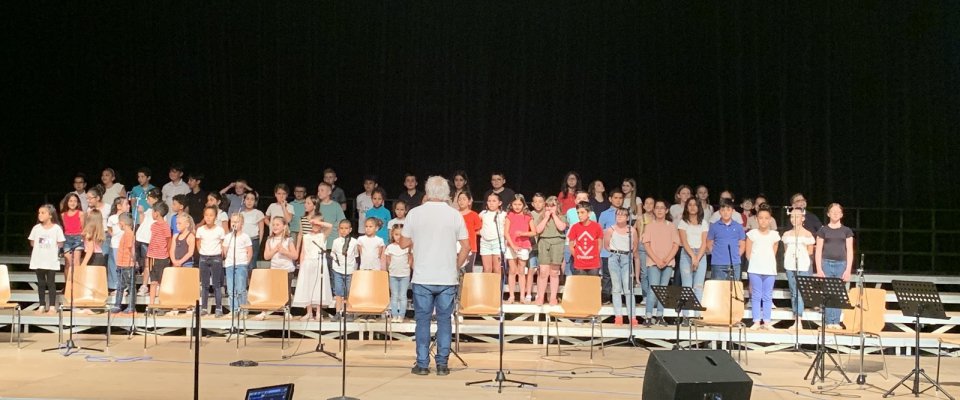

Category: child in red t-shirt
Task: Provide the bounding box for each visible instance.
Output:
[567,202,602,275]
[457,191,481,271]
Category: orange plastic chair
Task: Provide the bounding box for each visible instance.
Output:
[456,272,501,351]
[59,264,112,346]
[546,275,604,359]
[346,270,391,352]
[144,267,200,349]
[0,265,21,347]
[692,280,748,363]
[828,288,888,378]
[240,269,291,351]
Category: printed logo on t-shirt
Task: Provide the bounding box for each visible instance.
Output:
[575,231,596,260]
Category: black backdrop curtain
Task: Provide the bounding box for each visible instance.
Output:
[3,1,958,208]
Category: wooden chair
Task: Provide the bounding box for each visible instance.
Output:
[240,269,290,351]
[936,336,960,387]
[59,264,112,347]
[692,280,747,363]
[346,270,391,353]
[545,275,604,359]
[827,288,888,378]
[144,267,200,349]
[0,265,21,347]
[455,272,501,351]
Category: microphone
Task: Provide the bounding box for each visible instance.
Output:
[341,236,350,256]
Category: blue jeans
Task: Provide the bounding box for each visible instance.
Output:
[331,270,352,298]
[679,249,707,317]
[390,276,410,318]
[105,239,118,290]
[562,247,573,276]
[785,269,810,318]
[225,263,249,311]
[114,268,136,310]
[748,273,776,323]
[822,259,846,325]
[412,284,457,368]
[645,266,674,317]
[637,248,649,312]
[608,253,636,317]
[711,263,741,281]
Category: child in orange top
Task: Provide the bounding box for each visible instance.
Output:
[112,213,137,313]
[456,191,481,272]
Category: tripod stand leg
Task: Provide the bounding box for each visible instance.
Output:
[883,369,917,398]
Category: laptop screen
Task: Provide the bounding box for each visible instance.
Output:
[245,383,294,400]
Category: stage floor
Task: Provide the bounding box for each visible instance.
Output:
[1,333,959,400]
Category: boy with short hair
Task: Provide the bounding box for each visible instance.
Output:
[330,220,358,321]
[567,203,603,276]
[366,189,392,244]
[397,173,425,209]
[290,184,308,235]
[323,168,348,212]
[220,179,253,215]
[706,200,747,280]
[483,172,515,211]
[169,194,187,235]
[161,163,190,215]
[356,175,379,227]
[135,189,161,296]
[184,173,207,224]
[112,213,137,313]
[146,202,172,304]
[130,167,155,214]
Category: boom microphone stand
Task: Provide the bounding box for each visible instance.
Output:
[767,224,811,357]
[328,236,357,400]
[286,247,339,361]
[466,210,535,393]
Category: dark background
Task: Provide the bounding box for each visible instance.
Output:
[2,1,958,209]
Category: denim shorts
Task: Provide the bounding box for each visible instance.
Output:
[331,270,353,297]
[63,235,84,252]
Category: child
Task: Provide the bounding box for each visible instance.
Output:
[641,200,680,326]
[220,179,254,215]
[293,215,333,321]
[130,167,155,214]
[107,197,130,294]
[356,175,378,226]
[563,192,596,276]
[79,209,107,268]
[136,189,161,296]
[677,197,709,320]
[397,173,425,208]
[669,185,692,224]
[224,213,254,314]
[322,168,348,212]
[317,182,347,250]
[707,199,746,281]
[206,192,230,231]
[197,206,227,317]
[169,194,187,235]
[170,214,196,268]
[385,226,412,322]
[456,192,480,272]
[484,172,516,211]
[146,202,172,306]
[265,184,294,227]
[479,193,506,273]
[100,167,126,207]
[357,218,385,270]
[329,220,358,321]
[28,204,64,315]
[782,208,815,328]
[366,189,392,244]
[59,193,85,278]
[815,203,854,329]
[745,204,780,330]
[297,195,320,250]
[240,192,265,266]
[503,194,535,303]
[162,163,190,215]
[604,207,640,326]
[524,194,545,303]
[289,185,308,236]
[262,216,298,319]
[567,203,603,277]
[112,213,136,313]
[387,200,407,231]
[534,196,567,305]
[558,171,581,213]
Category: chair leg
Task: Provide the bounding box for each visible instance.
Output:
[143,309,148,349]
[554,317,561,357]
[879,335,888,380]
[58,306,63,344]
[153,312,159,345]
[599,317,605,356]
[106,308,112,347]
[384,312,390,353]
[241,310,247,347]
[544,315,550,356]
[590,317,595,360]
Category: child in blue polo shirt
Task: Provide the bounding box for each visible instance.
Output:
[706,200,746,280]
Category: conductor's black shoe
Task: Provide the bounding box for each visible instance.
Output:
[436,365,450,376]
[411,366,430,376]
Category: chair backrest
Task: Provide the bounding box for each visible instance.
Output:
[248,269,289,307]
[0,265,10,304]
[700,280,745,325]
[843,287,887,334]
[63,264,108,304]
[347,270,390,310]
[158,267,200,306]
[460,272,501,312]
[559,275,601,316]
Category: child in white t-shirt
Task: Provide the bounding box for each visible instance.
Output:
[206,192,230,231]
[479,193,506,273]
[261,216,298,320]
[197,206,227,317]
[330,220,358,321]
[745,205,781,330]
[385,226,412,322]
[107,198,130,294]
[28,204,65,314]
[357,218,385,270]
[223,213,253,313]
[240,192,265,266]
[293,215,333,321]
[387,200,407,231]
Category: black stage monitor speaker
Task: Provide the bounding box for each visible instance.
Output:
[643,350,752,400]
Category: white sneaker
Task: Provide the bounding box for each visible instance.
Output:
[137,285,149,296]
[256,312,269,321]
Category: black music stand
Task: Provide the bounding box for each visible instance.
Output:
[882,280,953,400]
[798,276,852,385]
[651,285,705,350]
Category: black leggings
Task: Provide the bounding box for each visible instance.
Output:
[36,269,58,308]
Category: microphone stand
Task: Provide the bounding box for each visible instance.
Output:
[328,237,357,400]
[466,210,535,393]
[43,256,103,355]
[127,192,148,339]
[726,245,736,358]
[287,247,339,361]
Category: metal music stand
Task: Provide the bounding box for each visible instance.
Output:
[651,285,704,350]
[882,280,953,399]
[798,276,852,385]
